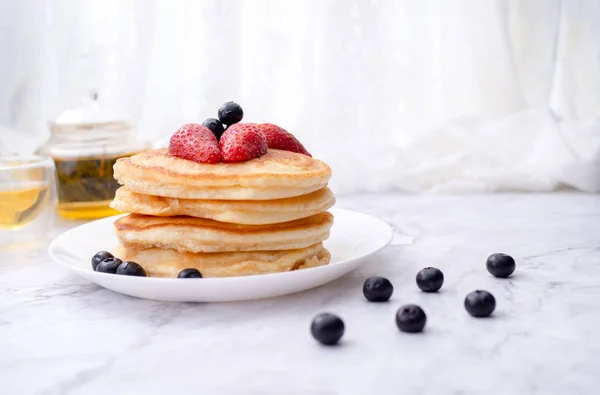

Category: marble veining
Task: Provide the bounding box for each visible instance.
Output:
[1,193,599,395]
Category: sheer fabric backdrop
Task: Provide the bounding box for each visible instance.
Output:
[1,0,599,193]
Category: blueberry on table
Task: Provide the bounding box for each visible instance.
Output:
[178,268,203,278]
[464,290,496,317]
[202,118,225,140]
[486,253,516,278]
[416,267,444,292]
[217,101,244,126]
[116,261,147,277]
[363,276,394,302]
[395,304,427,333]
[311,313,345,345]
[91,251,113,271]
[95,257,122,274]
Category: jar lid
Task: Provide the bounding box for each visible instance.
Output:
[50,94,132,133]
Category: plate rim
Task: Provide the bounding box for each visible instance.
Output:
[49,207,394,284]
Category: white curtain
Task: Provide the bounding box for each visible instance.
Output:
[1,0,599,193]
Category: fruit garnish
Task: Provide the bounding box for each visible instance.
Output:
[218,101,244,126]
[178,268,203,278]
[395,304,427,333]
[219,123,268,162]
[116,261,147,277]
[256,123,311,156]
[169,123,221,163]
[486,253,516,278]
[311,313,345,345]
[464,290,496,317]
[363,276,394,302]
[416,267,444,292]
[95,257,122,274]
[202,118,225,140]
[92,251,113,271]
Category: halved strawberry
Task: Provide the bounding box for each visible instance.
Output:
[168,123,221,163]
[219,123,268,162]
[256,123,311,157]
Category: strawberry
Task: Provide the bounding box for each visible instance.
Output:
[256,123,311,156]
[219,123,268,162]
[168,123,221,163]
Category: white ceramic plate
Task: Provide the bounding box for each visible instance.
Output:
[49,208,393,302]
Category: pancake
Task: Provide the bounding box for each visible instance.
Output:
[113,243,330,278]
[113,148,332,200]
[114,211,334,253]
[110,186,335,225]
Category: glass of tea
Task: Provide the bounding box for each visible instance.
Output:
[0,155,57,248]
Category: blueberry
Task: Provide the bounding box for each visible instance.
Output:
[310,313,345,345]
[416,267,444,292]
[202,118,225,140]
[395,304,426,333]
[178,268,203,278]
[363,276,393,302]
[95,257,122,274]
[486,253,516,278]
[217,101,243,126]
[92,251,113,271]
[464,290,496,317]
[116,261,147,277]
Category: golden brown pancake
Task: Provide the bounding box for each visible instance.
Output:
[113,148,332,200]
[110,186,335,225]
[114,211,334,253]
[113,243,330,278]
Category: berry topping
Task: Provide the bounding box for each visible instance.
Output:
[310,313,345,345]
[202,118,226,140]
[178,268,203,278]
[219,123,268,162]
[416,267,444,292]
[95,257,122,274]
[218,101,244,126]
[116,261,147,277]
[486,253,516,278]
[92,251,113,271]
[464,290,496,317]
[363,276,394,302]
[168,123,221,163]
[256,123,311,156]
[395,304,427,333]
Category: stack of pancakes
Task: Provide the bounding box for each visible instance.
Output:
[109,148,335,278]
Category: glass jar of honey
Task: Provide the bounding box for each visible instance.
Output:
[39,99,149,220]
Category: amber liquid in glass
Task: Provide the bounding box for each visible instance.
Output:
[53,153,136,220]
[0,183,51,229]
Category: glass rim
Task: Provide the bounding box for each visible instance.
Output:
[0,155,54,171]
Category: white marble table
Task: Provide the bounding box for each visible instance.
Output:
[1,194,599,395]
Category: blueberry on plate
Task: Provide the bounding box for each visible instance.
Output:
[91,251,113,271]
[202,118,225,140]
[486,253,516,278]
[395,304,427,333]
[95,257,122,274]
[116,261,147,277]
[217,101,243,126]
[464,290,496,317]
[363,276,393,302]
[310,313,345,345]
[178,268,203,278]
[416,267,444,292]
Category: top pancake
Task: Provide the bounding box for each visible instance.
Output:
[114,148,332,200]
